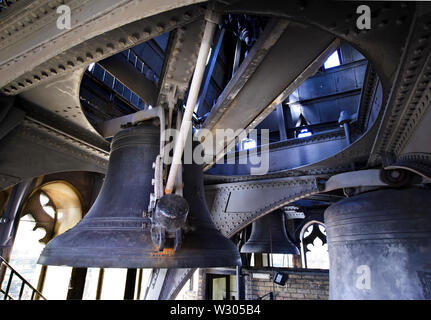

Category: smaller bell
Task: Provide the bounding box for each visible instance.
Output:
[241,210,300,254]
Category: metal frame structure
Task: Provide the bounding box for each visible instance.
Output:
[0,256,46,300]
[1,0,431,300]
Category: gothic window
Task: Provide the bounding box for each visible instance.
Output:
[4,181,83,299]
[300,222,329,269]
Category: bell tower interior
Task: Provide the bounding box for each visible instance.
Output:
[0,0,431,305]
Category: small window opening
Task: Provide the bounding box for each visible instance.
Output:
[323,50,341,69]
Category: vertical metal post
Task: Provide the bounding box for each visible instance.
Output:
[66,268,87,300]
[35,265,47,300]
[4,270,14,300]
[0,180,33,257]
[338,110,352,145]
[95,268,104,300]
[165,9,220,194]
[135,269,143,300]
[232,39,242,78]
[254,253,263,267]
[18,282,25,300]
[236,266,245,300]
[276,104,287,141]
[0,180,33,285]
[195,27,226,117]
[124,268,137,300]
[338,110,354,170]
[342,122,351,145]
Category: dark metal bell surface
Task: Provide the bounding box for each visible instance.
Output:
[240,210,300,255]
[167,151,242,268]
[38,123,161,268]
[38,129,241,268]
[325,188,431,300]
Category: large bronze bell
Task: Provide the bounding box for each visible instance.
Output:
[241,210,300,254]
[38,123,160,268]
[172,147,241,268]
[38,124,241,268]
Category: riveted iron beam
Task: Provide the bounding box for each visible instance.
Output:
[370,11,431,165]
[157,19,206,108]
[0,2,207,95]
[199,19,340,167]
[206,129,347,176]
[18,68,109,150]
[0,117,108,190]
[0,0,209,94]
[145,268,196,300]
[98,55,158,107]
[221,0,415,94]
[205,175,322,238]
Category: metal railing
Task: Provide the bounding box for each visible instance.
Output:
[0,256,46,300]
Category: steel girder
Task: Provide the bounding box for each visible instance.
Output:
[145,167,426,300]
[0,0,207,93]
[216,1,431,173]
[0,111,108,190]
[206,129,348,176]
[198,19,340,166]
[0,0,425,183]
[221,0,415,94]
[0,4,209,189]
[370,9,431,165]
[145,268,196,300]
[157,19,206,109]
[98,55,159,107]
[206,175,323,238]
[1,0,431,300]
[18,68,107,147]
[198,0,416,176]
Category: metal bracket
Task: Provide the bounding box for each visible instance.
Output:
[206,168,430,238]
[322,169,387,192]
[385,154,431,182]
[101,108,168,219]
[206,175,321,238]
[148,155,164,216]
[100,106,166,157]
[283,206,305,220]
[322,168,429,192]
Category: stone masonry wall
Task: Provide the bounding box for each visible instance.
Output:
[245,269,329,300]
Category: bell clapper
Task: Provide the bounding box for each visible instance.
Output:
[151,225,166,252]
[150,193,189,252]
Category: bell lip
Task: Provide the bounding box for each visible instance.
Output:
[37,229,242,269]
[37,251,242,269]
[240,242,300,255]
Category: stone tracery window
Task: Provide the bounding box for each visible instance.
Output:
[5,181,83,299]
[300,222,329,270]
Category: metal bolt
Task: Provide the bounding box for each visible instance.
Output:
[0,218,10,224]
[390,170,401,179]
